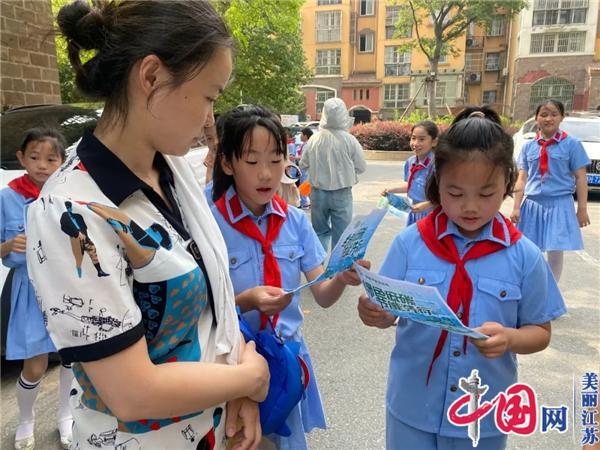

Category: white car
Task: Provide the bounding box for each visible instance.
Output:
[512,115,600,191]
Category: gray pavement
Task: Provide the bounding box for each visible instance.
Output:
[1,160,599,449]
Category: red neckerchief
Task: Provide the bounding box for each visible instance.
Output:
[8,174,41,200]
[417,207,522,384]
[536,130,567,177]
[215,191,288,330]
[407,156,431,193]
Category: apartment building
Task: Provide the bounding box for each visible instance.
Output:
[506,0,600,120]
[300,0,510,121]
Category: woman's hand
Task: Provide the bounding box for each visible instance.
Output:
[470,322,511,358]
[239,341,269,403]
[225,398,261,450]
[510,208,521,224]
[577,207,590,228]
[357,294,396,329]
[336,259,371,286]
[237,286,293,315]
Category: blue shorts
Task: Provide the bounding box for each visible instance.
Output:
[386,409,507,450]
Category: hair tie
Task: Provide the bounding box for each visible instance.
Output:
[468,111,486,118]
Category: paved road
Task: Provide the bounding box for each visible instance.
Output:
[1,160,599,449]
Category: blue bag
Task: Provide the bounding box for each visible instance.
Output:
[238,314,309,437]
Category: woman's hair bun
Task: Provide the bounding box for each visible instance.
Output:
[57,0,106,50]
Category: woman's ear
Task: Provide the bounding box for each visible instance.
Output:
[136,54,169,99]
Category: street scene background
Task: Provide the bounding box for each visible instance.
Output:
[1,160,598,449]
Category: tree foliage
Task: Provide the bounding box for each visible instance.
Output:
[392,0,527,118]
[214,0,312,114]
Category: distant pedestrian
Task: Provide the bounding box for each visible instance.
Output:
[299,98,366,251]
[510,99,590,282]
[358,106,565,450]
[296,128,313,209]
[381,120,438,225]
[0,128,73,450]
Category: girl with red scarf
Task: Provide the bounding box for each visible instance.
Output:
[358,107,565,450]
[210,105,370,450]
[381,120,438,226]
[0,128,74,449]
[511,99,590,283]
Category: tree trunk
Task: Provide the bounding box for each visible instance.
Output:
[427,60,439,119]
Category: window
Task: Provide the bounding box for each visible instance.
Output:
[384,47,411,76]
[316,49,341,75]
[366,89,369,100]
[317,0,341,5]
[482,90,497,104]
[529,76,574,113]
[530,31,586,53]
[488,17,505,36]
[465,53,483,72]
[384,6,411,39]
[360,0,374,16]
[438,54,448,64]
[359,31,374,52]
[384,84,410,108]
[532,0,588,26]
[435,82,447,103]
[316,88,336,114]
[485,53,500,71]
[316,11,342,42]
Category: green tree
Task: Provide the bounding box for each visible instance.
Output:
[392,0,527,118]
[215,0,312,114]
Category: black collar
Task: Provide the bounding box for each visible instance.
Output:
[77,130,172,206]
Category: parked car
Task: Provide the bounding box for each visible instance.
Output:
[0,104,211,355]
[512,114,600,191]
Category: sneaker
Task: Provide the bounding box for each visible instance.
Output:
[14,435,34,450]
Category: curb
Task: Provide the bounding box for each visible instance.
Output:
[363,150,412,161]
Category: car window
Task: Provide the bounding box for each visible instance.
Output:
[523,118,537,134]
[1,105,100,170]
[561,120,600,142]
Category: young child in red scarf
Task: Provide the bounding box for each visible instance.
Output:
[209,105,370,450]
[0,128,74,449]
[358,107,566,450]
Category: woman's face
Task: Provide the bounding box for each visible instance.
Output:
[147,48,232,157]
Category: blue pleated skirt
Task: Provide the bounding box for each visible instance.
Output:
[6,266,56,360]
[518,194,584,251]
[406,208,432,227]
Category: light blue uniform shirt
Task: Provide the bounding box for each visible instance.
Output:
[210,186,326,339]
[517,133,590,197]
[403,153,434,204]
[381,214,566,438]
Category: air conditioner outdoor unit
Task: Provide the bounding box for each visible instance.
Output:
[467,72,481,83]
[466,38,480,48]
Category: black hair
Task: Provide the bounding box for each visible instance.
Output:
[425,106,516,204]
[57,0,233,128]
[411,120,439,140]
[301,127,313,139]
[212,105,288,201]
[19,128,67,160]
[534,99,565,118]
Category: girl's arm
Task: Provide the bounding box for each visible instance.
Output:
[0,234,26,258]
[236,285,293,315]
[82,336,269,422]
[381,182,408,196]
[470,322,551,358]
[510,170,528,223]
[306,259,370,309]
[411,200,432,213]
[574,166,590,227]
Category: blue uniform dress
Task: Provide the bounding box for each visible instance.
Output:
[380,212,566,450]
[517,132,590,251]
[211,186,327,450]
[404,153,434,226]
[0,187,56,360]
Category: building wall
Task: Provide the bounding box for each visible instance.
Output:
[1,0,61,109]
